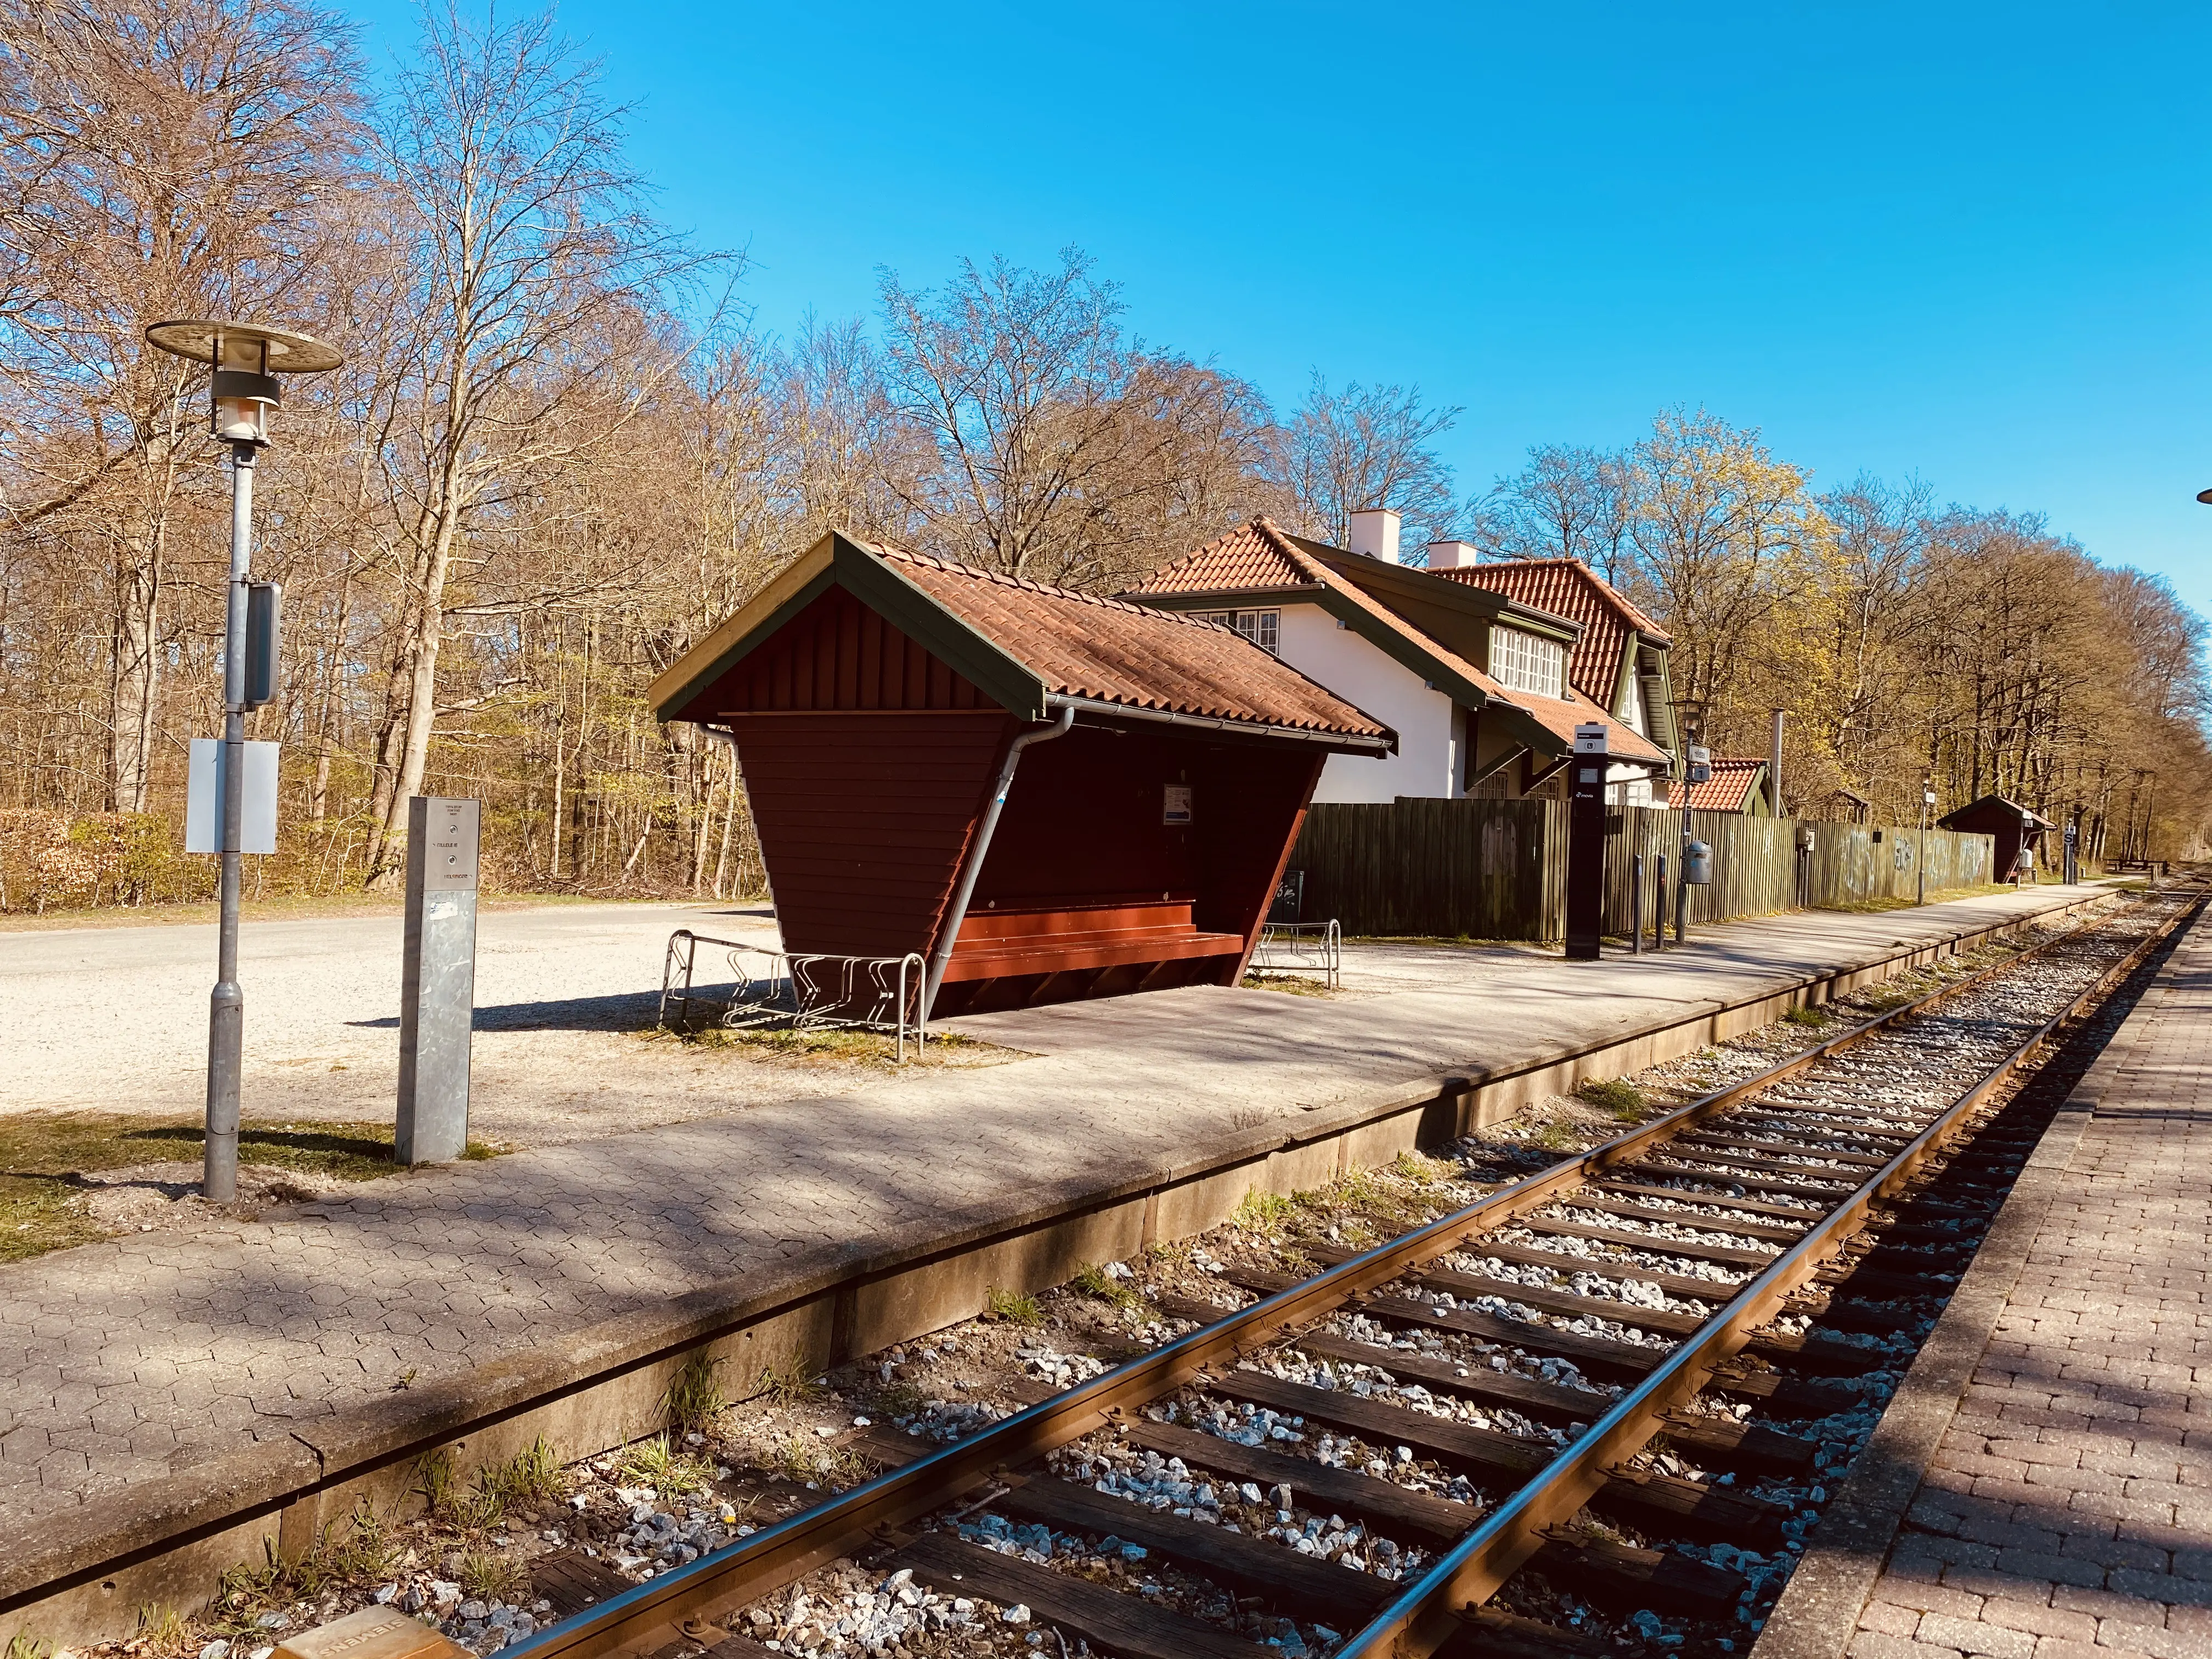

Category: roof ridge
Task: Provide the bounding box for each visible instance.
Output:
[874,540,1229,629]
[1440,556,1672,642]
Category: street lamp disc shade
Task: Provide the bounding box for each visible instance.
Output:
[2196,487,2212,505]
[144,319,344,374]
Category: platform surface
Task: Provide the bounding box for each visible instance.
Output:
[0,884,2105,1530]
[1833,902,2212,1659]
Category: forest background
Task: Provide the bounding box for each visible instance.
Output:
[3,0,2206,913]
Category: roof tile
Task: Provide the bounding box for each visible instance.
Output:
[1435,558,1669,707]
[1669,755,1767,812]
[1130,522,1668,767]
[870,541,1387,740]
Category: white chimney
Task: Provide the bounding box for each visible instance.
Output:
[1347,507,1402,563]
[1425,540,1479,570]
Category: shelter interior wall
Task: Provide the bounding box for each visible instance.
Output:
[972,726,1321,944]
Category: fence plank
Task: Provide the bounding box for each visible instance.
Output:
[1289,800,1996,942]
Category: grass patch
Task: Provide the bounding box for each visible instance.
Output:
[0,1114,405,1263]
[1393,1151,1454,1187]
[775,1432,870,1486]
[752,1357,825,1407]
[1334,1167,1383,1208]
[1782,1004,1832,1028]
[1574,1077,1646,1120]
[664,1351,727,1431]
[1820,882,2019,915]
[641,1024,1003,1068]
[985,1285,1044,1327]
[135,1605,188,1655]
[1240,973,1336,998]
[1527,1118,1576,1151]
[8,1637,52,1659]
[1070,1261,1139,1310]
[478,1437,565,1507]
[614,1433,715,1496]
[415,1449,506,1531]
[456,1550,528,1603]
[212,1505,398,1629]
[1234,1188,1294,1232]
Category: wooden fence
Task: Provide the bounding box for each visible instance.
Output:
[1289,798,1562,940]
[1288,798,1995,941]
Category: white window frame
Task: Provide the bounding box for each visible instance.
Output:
[1490,624,1566,699]
[1196,608,1280,656]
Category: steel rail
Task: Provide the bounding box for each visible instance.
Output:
[1334,884,2205,1659]
[506,892,2162,1659]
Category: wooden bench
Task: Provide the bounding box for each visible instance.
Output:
[940,897,1245,983]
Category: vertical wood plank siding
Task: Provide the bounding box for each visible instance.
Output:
[705,586,989,713]
[730,710,1012,959]
[1289,800,1994,941]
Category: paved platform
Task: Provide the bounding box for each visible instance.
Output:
[0,885,2108,1582]
[1765,899,2212,1659]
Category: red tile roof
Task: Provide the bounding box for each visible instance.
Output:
[872,541,1389,740]
[1127,521,1669,767]
[1434,558,1668,709]
[1669,755,1768,812]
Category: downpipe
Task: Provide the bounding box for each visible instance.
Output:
[921,703,1074,1018]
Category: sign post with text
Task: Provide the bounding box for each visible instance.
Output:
[396,797,481,1165]
[1566,723,1609,962]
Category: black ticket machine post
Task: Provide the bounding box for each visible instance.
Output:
[1566,721,1609,961]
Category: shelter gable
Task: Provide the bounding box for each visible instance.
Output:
[698,585,992,715]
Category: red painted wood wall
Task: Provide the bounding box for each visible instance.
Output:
[696,584,1327,1009]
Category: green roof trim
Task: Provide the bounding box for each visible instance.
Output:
[830,536,1049,719]
[648,531,1051,724]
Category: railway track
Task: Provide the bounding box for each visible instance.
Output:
[509,888,2200,1659]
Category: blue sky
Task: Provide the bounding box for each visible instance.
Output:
[348,1,2210,633]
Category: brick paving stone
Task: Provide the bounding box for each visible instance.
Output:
[1842,908,2212,1659]
[0,886,2111,1531]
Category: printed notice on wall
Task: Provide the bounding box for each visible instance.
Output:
[1163,785,1193,825]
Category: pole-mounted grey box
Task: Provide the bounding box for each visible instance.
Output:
[396,796,479,1165]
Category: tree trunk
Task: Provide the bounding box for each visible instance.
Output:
[109,543,160,813]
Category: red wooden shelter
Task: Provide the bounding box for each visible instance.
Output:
[650,533,1393,1017]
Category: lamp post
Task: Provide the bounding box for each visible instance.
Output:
[144,319,344,1202]
[1916,771,1934,906]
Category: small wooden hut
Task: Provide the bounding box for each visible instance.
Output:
[1938,795,2056,882]
[649,533,1393,1017]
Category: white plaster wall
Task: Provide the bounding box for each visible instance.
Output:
[1274,602,1459,802]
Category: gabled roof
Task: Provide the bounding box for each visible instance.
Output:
[1126,520,1670,769]
[649,532,1392,749]
[1434,558,1669,708]
[1669,755,1768,812]
[1938,795,2057,832]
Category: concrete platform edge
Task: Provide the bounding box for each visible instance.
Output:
[2,888,2109,1640]
[1747,900,2188,1659]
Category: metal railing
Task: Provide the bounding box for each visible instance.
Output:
[657,932,929,1060]
[1248,917,1341,988]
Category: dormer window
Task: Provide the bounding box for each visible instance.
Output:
[1197,608,1279,655]
[1491,625,1565,699]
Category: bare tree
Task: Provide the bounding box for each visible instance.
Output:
[1479,443,1635,580]
[0,0,363,809]
[877,247,1264,589]
[1261,372,1460,550]
[359,0,725,882]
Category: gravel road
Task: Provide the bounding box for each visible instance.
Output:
[0,901,908,1143]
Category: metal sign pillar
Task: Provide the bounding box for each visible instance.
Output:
[1565,724,1609,961]
[396,797,481,1165]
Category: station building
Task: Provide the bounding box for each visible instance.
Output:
[1122,514,1674,804]
[648,532,1394,1015]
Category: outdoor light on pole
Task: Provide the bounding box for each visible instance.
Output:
[144,319,345,1202]
[1916,771,1933,904]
